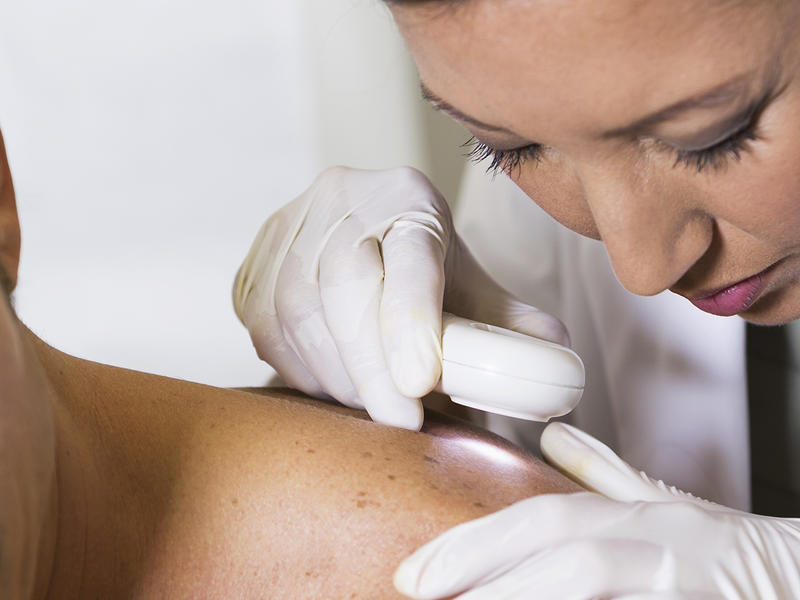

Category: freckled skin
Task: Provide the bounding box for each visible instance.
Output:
[26,335,579,599]
[391,0,800,324]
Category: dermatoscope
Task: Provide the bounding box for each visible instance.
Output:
[434,313,585,421]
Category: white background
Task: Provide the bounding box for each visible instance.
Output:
[0,0,466,387]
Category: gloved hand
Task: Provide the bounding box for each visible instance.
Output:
[233,166,567,430]
[394,422,800,599]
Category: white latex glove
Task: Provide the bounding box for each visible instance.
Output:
[394,422,800,599]
[233,167,567,430]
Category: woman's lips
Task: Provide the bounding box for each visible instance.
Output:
[689,271,769,317]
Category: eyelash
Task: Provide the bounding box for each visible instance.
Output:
[465,117,761,176]
[464,137,544,176]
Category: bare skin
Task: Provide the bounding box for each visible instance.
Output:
[391,0,800,324]
[8,327,579,600]
[0,134,579,599]
[40,342,577,598]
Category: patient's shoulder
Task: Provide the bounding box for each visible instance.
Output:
[137,386,578,598]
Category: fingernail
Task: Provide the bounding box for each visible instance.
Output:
[543,422,624,471]
[541,423,592,473]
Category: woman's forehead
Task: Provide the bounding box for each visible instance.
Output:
[392,0,788,142]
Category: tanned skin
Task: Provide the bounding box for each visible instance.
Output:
[0,131,579,599]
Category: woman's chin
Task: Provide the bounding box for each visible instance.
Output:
[739,286,800,326]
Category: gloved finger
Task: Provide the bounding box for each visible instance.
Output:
[394,492,622,598]
[319,222,423,430]
[233,190,319,327]
[541,423,689,504]
[232,223,326,400]
[453,538,665,600]
[380,216,447,398]
[244,308,326,399]
[445,237,570,347]
[274,251,363,409]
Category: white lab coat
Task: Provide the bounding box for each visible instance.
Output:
[454,162,750,510]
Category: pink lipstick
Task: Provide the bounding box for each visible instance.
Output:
[689,272,768,317]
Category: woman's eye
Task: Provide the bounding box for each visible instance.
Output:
[465,137,544,176]
[464,105,763,177]
[671,123,759,172]
[667,89,777,173]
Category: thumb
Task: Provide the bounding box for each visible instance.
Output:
[540,422,681,503]
[444,236,570,347]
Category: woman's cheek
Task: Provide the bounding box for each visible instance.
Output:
[701,133,800,252]
[709,87,800,249]
[765,144,800,249]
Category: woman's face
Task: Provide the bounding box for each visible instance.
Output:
[392,0,800,324]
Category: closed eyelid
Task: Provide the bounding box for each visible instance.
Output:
[645,95,765,151]
[604,60,783,141]
[657,80,781,158]
[602,73,766,139]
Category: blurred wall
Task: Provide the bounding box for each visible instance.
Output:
[0,0,466,387]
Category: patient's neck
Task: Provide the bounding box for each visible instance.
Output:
[25,330,141,599]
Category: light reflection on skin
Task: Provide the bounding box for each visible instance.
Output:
[453,435,531,471]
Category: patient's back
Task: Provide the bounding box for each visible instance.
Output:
[44,346,580,599]
[138,387,578,598]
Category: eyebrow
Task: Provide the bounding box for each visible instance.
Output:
[420,83,514,133]
[421,72,759,139]
[601,74,755,138]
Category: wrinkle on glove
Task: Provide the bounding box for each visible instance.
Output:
[233,167,567,430]
[395,422,800,599]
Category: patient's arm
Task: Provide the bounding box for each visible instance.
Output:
[35,339,581,599]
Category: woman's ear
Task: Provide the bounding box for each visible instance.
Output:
[0,131,20,292]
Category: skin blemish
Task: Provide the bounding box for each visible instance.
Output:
[361,451,373,459]
[387,474,396,480]
[357,491,367,497]
[473,502,485,508]
[306,448,315,454]
[231,498,238,506]
[424,455,439,464]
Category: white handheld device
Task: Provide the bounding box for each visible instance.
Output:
[434,313,585,421]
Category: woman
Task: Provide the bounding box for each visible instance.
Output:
[234,0,800,597]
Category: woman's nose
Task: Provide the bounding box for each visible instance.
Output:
[580,167,713,296]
